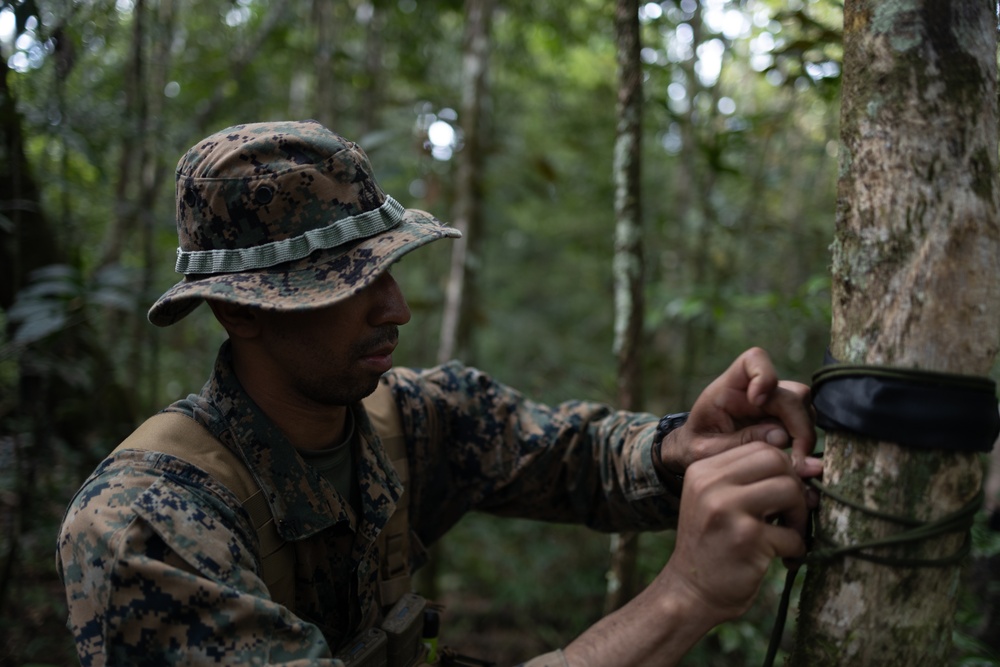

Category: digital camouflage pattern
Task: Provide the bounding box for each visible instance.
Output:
[148,120,461,326]
[57,343,680,665]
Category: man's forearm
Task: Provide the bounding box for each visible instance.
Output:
[562,566,723,667]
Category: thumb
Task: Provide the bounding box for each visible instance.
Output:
[738,424,822,477]
[740,423,790,449]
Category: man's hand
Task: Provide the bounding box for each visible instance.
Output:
[563,348,820,667]
[662,441,810,624]
[658,347,820,479]
[562,440,811,667]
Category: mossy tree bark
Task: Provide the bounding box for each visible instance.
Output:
[790,1,1000,665]
[604,0,646,615]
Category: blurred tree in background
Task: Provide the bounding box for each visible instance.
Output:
[0,0,996,665]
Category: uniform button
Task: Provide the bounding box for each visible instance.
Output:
[255,185,274,204]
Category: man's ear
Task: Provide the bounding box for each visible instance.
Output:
[206,300,262,339]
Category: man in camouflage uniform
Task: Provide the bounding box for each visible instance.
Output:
[57,120,821,666]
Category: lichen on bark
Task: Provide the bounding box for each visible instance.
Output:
[790,0,999,664]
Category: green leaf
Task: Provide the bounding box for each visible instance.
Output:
[10,309,68,344]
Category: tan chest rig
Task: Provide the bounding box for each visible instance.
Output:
[115,382,434,666]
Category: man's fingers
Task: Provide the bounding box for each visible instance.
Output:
[763,523,807,561]
[798,457,823,480]
[717,347,778,407]
[737,404,821,477]
[680,347,820,482]
[742,475,810,537]
[687,443,811,537]
[735,347,780,406]
[717,381,816,463]
[692,442,792,486]
[739,422,790,448]
[700,348,778,420]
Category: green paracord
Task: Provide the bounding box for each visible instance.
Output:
[761,477,984,667]
[760,354,996,667]
[808,480,981,567]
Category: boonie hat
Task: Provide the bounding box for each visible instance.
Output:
[148,120,461,326]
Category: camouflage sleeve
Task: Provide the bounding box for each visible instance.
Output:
[386,363,681,545]
[56,451,341,666]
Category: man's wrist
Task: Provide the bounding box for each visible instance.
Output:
[655,558,739,632]
[654,412,690,447]
[652,412,690,494]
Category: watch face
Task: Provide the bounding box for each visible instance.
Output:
[668,413,689,426]
[656,412,690,443]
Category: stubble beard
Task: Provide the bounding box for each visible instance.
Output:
[294,325,399,406]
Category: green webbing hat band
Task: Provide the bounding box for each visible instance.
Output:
[173,196,406,275]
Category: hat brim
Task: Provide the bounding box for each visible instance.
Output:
[148,208,461,327]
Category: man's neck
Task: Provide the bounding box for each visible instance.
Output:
[230,352,348,452]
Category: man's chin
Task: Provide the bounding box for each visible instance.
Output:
[300,373,383,407]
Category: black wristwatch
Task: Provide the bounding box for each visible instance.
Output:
[654,412,690,445]
[653,412,690,492]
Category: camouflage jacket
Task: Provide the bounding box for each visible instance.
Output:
[57,344,680,666]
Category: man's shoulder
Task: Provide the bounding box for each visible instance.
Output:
[385,361,494,395]
[56,449,264,663]
[58,437,251,564]
[61,448,242,528]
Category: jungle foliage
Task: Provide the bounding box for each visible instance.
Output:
[0,0,997,665]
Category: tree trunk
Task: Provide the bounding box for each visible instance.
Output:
[0,49,61,310]
[359,2,384,138]
[437,0,493,366]
[968,444,1000,653]
[673,7,721,407]
[423,0,494,602]
[311,0,337,130]
[791,1,1000,665]
[133,0,175,413]
[0,30,63,618]
[95,0,173,413]
[604,0,644,615]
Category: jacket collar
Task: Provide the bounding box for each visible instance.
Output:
[195,341,403,544]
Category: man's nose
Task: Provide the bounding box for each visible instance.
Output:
[369,271,411,327]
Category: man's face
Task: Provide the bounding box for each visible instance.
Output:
[253,270,412,406]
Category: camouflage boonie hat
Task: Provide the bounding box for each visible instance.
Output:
[148,120,461,326]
